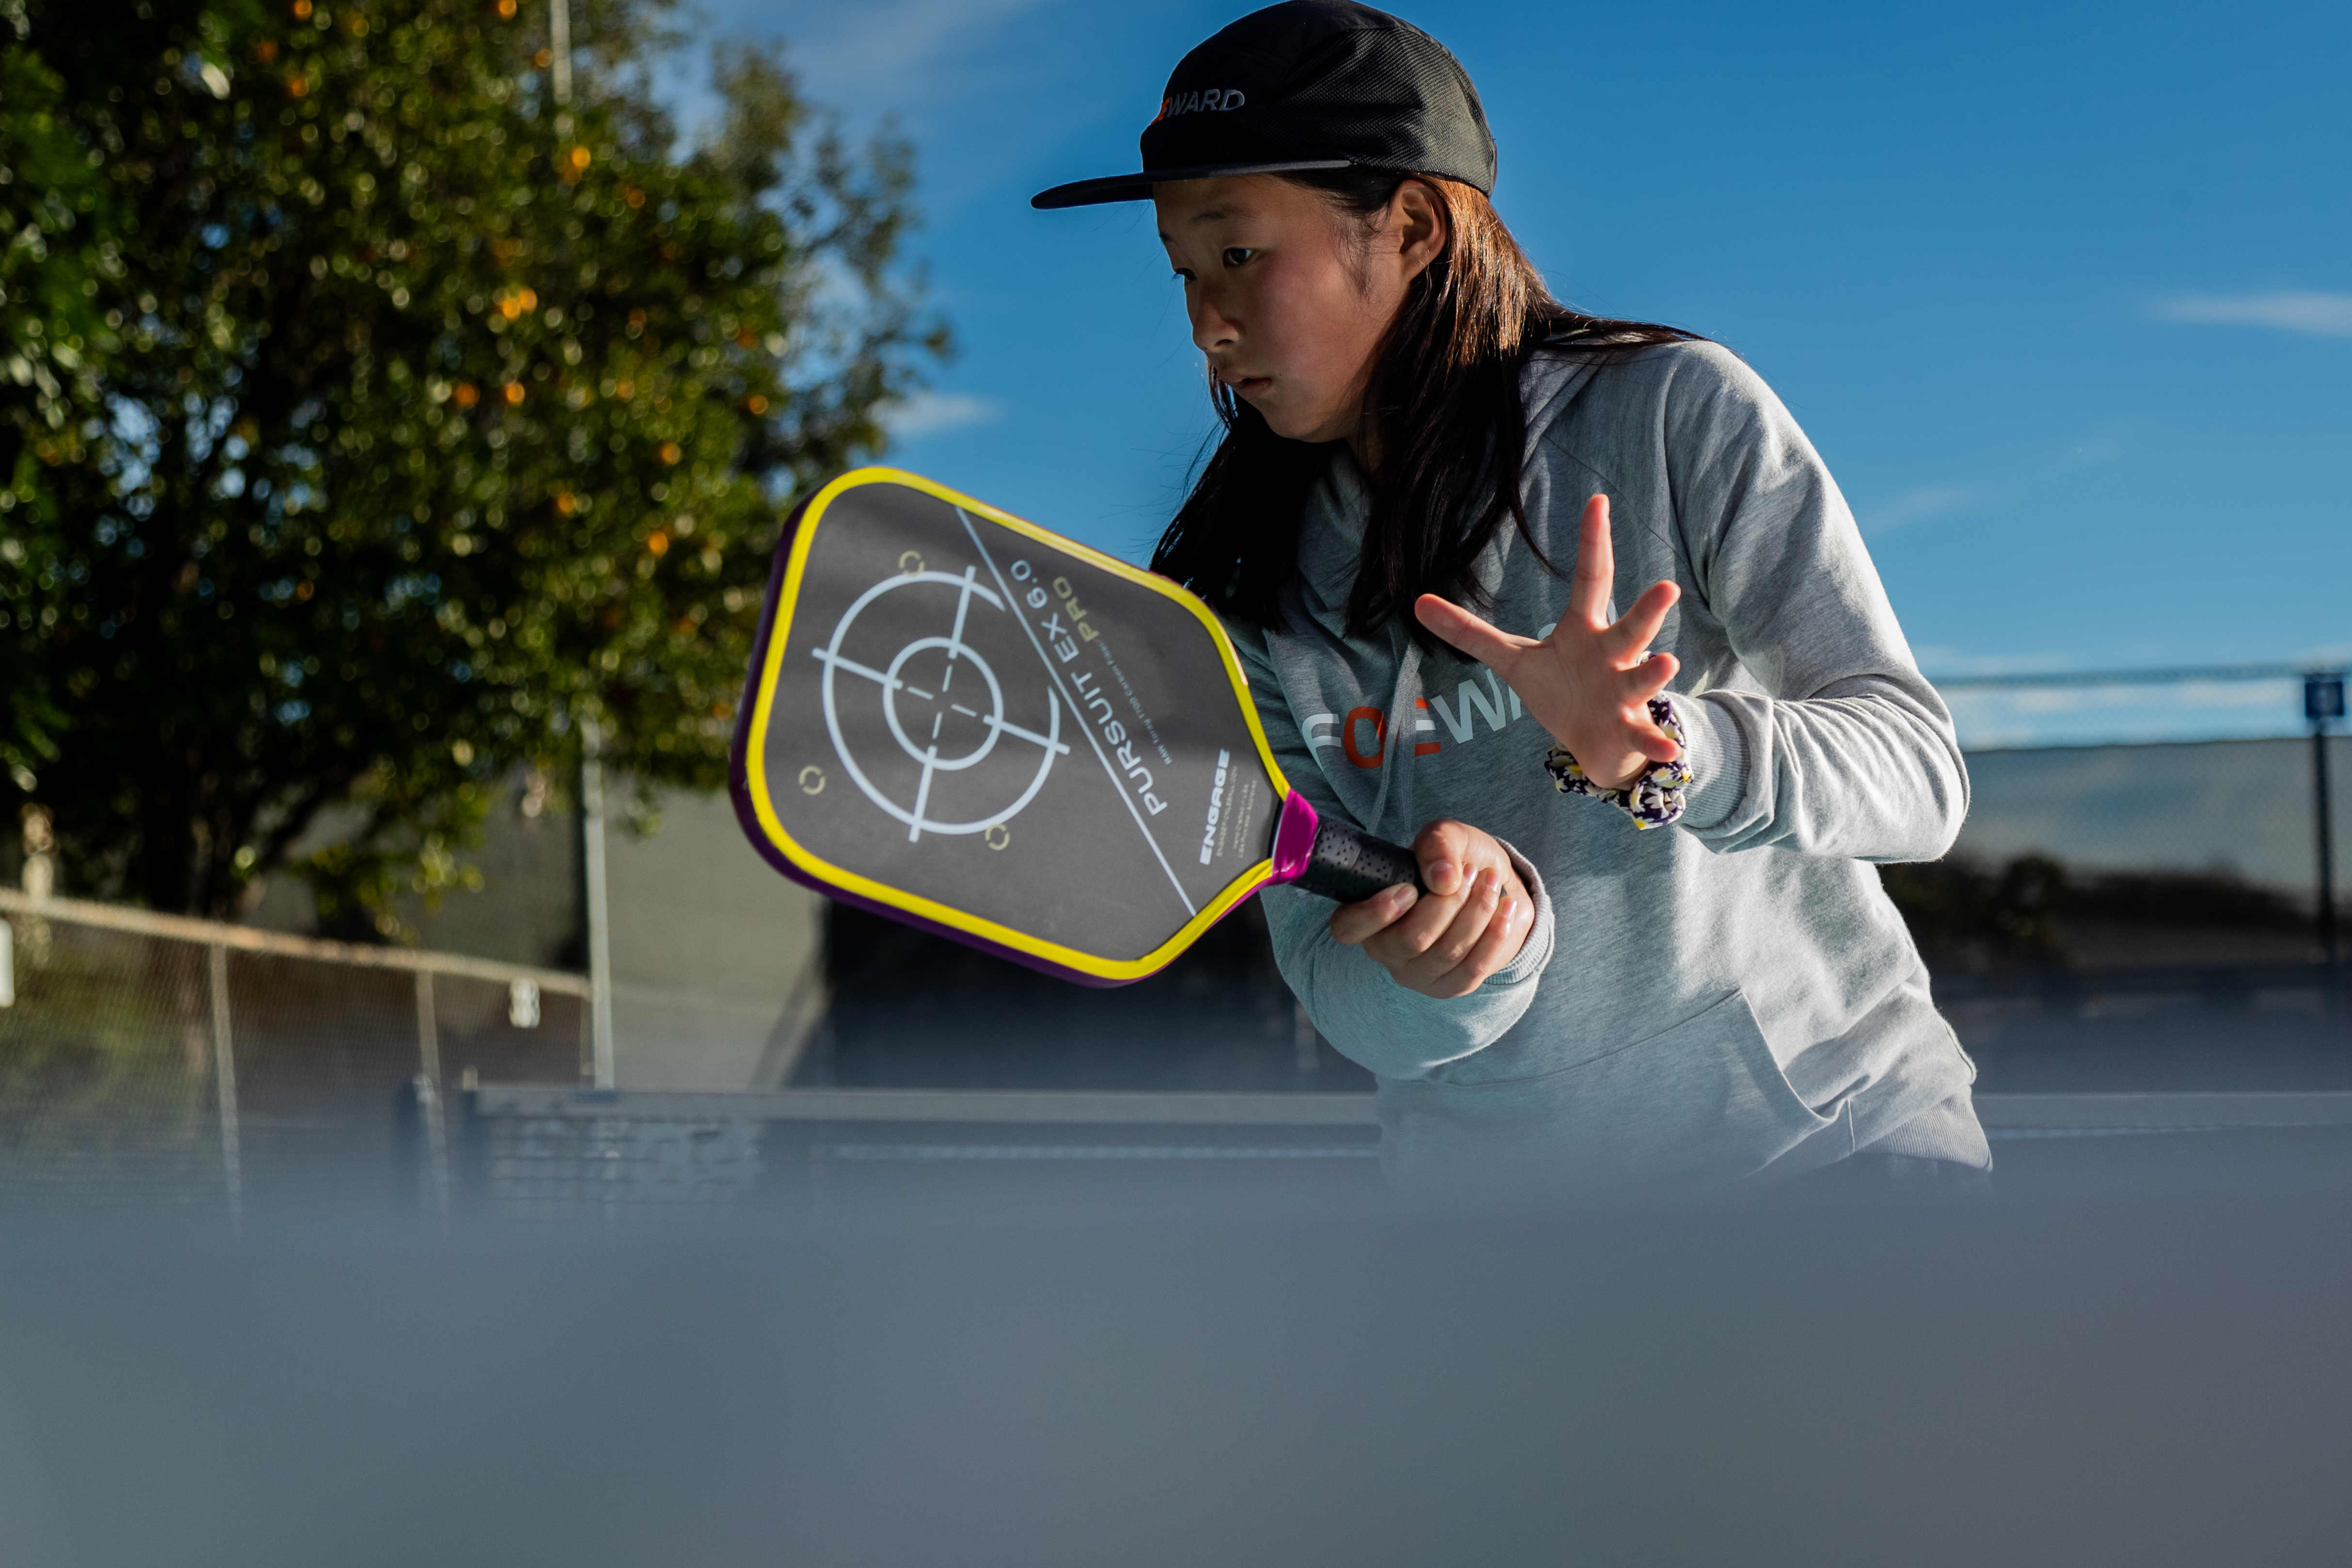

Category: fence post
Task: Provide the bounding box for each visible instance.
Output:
[581,716,617,1090]
[2317,727,2337,967]
[1292,999,1319,1080]
[413,970,451,1221]
[2308,674,2344,970]
[207,943,243,1235]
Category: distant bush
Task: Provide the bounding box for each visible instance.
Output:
[2059,867,2306,931]
[1881,854,2308,971]
[1879,855,2070,970]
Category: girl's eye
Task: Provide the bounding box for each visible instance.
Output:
[1171,268,1195,283]
[1222,247,1254,268]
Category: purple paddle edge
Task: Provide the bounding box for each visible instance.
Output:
[722,481,1286,991]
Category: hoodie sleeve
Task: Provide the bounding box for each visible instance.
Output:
[1653,345,1970,863]
[1225,619,1557,1080]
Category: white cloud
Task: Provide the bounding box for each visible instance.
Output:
[877,390,1002,439]
[1914,648,2079,678]
[2151,290,2352,338]
[1942,676,2310,750]
[653,0,1058,143]
[1861,482,1981,536]
[809,0,1049,84]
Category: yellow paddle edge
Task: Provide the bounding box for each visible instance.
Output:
[738,465,1300,984]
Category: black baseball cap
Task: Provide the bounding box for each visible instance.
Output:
[1029,1,1496,210]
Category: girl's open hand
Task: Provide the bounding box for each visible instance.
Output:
[1413,493,1682,791]
[1328,820,1533,999]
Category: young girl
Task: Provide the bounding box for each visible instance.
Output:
[1034,0,1987,1191]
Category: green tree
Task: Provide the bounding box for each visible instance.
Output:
[0,0,117,784]
[1878,854,2070,970]
[0,0,942,926]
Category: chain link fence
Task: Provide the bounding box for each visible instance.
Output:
[0,889,588,1222]
[1889,667,2345,967]
[6,665,2350,1220]
[1890,667,2352,1088]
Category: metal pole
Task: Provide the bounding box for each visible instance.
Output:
[2317,721,2338,968]
[207,943,243,1236]
[548,0,572,106]
[1292,999,1319,1080]
[414,968,444,1088]
[413,970,450,1220]
[581,716,616,1089]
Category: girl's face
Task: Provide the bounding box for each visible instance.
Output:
[1154,175,1445,451]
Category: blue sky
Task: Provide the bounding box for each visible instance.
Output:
[669,0,2350,744]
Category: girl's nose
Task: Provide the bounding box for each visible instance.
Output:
[1189,290,1239,355]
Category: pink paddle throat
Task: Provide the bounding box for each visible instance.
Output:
[1269,789,1319,886]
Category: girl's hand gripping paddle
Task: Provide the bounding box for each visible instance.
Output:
[728,466,1424,986]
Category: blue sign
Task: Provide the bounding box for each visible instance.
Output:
[2308,674,2347,723]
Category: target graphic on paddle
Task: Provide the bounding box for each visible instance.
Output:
[813,566,1068,842]
[729,468,1423,986]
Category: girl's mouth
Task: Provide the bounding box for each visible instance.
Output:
[1230,376,1272,397]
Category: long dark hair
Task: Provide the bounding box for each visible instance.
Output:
[1150,169,1700,647]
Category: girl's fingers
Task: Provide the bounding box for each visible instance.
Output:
[1566,494,1613,626]
[1385,877,1475,957]
[1598,579,1680,665]
[1412,594,1527,674]
[1624,698,1685,762]
[1624,649,1680,701]
[1433,881,1530,996]
[1327,881,1417,947]
[1348,822,1529,996]
[1416,866,1503,975]
[1631,722,1684,764]
[1593,655,1683,766]
[1413,818,1482,897]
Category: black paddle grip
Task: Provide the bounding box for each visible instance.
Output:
[1293,817,1427,904]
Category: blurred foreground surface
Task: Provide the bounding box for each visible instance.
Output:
[5,744,2350,1566]
[3,1132,2352,1568]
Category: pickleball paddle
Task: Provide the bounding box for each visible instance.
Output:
[727,466,1424,986]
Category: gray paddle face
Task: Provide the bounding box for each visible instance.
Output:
[731,470,1287,983]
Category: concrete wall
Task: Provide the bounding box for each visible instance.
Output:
[599,787,826,1092]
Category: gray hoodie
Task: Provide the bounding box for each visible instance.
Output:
[1228,340,1987,1193]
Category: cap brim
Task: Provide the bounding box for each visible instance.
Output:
[1030,159,1352,210]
